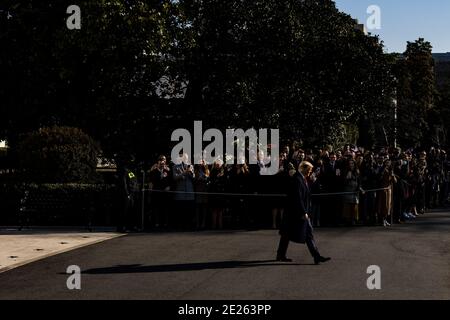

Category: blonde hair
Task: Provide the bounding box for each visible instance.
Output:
[299,161,314,170]
[299,161,314,173]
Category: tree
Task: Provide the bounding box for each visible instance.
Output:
[178,0,394,148]
[395,38,438,148]
[434,76,450,148]
[1,0,397,161]
[17,126,100,183]
[0,0,180,161]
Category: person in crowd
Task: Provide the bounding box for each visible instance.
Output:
[248,151,267,228]
[117,160,140,232]
[441,151,450,206]
[194,159,210,230]
[321,152,342,225]
[342,159,363,225]
[320,149,330,161]
[392,156,410,224]
[392,147,401,161]
[276,161,331,265]
[292,148,306,169]
[336,150,344,166]
[230,160,251,229]
[172,152,195,229]
[355,152,364,169]
[305,149,315,163]
[377,159,397,227]
[429,157,442,208]
[270,151,289,229]
[360,152,377,225]
[416,157,428,214]
[309,159,324,227]
[209,159,227,229]
[406,156,419,218]
[148,155,171,229]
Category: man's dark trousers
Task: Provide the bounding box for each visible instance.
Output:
[277,218,320,259]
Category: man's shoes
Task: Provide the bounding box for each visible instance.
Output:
[276,256,293,262]
[314,256,331,265]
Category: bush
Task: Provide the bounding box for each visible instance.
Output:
[17,126,101,183]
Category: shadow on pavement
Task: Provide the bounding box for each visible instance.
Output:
[81,260,316,274]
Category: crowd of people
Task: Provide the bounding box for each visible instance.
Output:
[119,144,450,232]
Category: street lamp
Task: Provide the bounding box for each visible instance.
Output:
[393,96,397,149]
[392,75,398,149]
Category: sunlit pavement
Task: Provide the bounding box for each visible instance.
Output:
[0,228,123,273]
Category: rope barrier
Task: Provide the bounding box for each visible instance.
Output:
[141,187,392,198]
[361,187,392,193]
[142,189,287,198]
[310,187,391,197]
[136,186,395,229]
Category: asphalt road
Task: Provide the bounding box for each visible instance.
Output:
[0,210,449,300]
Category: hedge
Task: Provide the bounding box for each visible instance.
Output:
[0,183,120,227]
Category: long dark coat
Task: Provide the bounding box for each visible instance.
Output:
[279,172,309,244]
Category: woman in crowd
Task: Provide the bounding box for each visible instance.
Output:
[378,160,397,227]
[360,153,378,225]
[342,159,362,225]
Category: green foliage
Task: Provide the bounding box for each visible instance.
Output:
[17,126,101,183]
[0,0,178,159]
[178,0,394,148]
[0,0,407,156]
[435,78,450,147]
[395,38,438,148]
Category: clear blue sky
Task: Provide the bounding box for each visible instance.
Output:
[334,0,450,53]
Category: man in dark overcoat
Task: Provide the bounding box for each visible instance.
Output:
[276,161,331,265]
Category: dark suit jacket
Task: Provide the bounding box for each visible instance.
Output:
[279,173,310,243]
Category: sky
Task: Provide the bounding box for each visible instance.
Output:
[334,0,450,53]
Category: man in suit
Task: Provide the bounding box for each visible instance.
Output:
[276,161,331,265]
[321,152,343,225]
